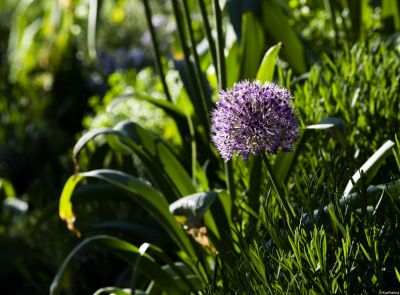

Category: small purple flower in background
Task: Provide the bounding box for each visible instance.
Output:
[211,80,299,161]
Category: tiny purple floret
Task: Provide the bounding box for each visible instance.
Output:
[211,80,299,161]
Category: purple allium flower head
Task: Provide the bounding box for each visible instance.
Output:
[211,80,299,161]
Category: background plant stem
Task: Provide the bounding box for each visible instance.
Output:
[212,0,236,201]
[142,0,172,102]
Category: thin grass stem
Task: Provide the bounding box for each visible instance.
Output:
[171,0,209,130]
[142,0,172,102]
[181,0,211,115]
[197,0,218,79]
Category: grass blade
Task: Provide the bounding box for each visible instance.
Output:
[141,0,172,102]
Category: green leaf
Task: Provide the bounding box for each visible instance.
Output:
[306,117,344,130]
[393,134,400,172]
[239,12,265,79]
[161,262,201,291]
[147,245,199,292]
[50,235,179,295]
[256,42,282,83]
[382,0,400,30]
[59,174,84,233]
[359,243,372,262]
[260,1,307,73]
[395,267,400,283]
[89,221,161,243]
[106,93,187,124]
[59,169,196,260]
[343,140,395,197]
[306,117,346,147]
[73,128,118,165]
[169,191,219,227]
[73,123,195,201]
[328,205,346,236]
[131,243,151,292]
[114,121,196,197]
[0,178,17,198]
[87,0,98,60]
[226,42,240,88]
[93,287,131,295]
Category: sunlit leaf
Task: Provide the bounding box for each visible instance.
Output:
[59,169,195,259]
[343,140,395,197]
[256,42,282,83]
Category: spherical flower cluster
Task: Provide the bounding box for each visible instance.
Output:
[211,80,299,161]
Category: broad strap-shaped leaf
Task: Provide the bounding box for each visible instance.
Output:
[87,0,98,60]
[72,123,195,201]
[226,40,240,88]
[169,191,218,227]
[73,128,119,168]
[343,140,395,198]
[93,287,132,295]
[239,12,265,79]
[0,178,17,198]
[107,126,182,201]
[306,117,344,130]
[114,121,196,198]
[256,42,282,83]
[59,169,195,260]
[382,0,400,30]
[261,1,307,73]
[30,183,131,238]
[50,235,179,295]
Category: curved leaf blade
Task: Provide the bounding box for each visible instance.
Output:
[256,42,282,82]
[114,121,196,197]
[59,169,196,260]
[169,191,218,220]
[50,235,179,295]
[73,127,118,167]
[343,140,395,197]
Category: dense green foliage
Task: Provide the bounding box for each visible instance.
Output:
[0,0,399,294]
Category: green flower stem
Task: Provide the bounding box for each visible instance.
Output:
[212,0,235,200]
[142,0,172,102]
[259,151,296,219]
[225,160,236,201]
